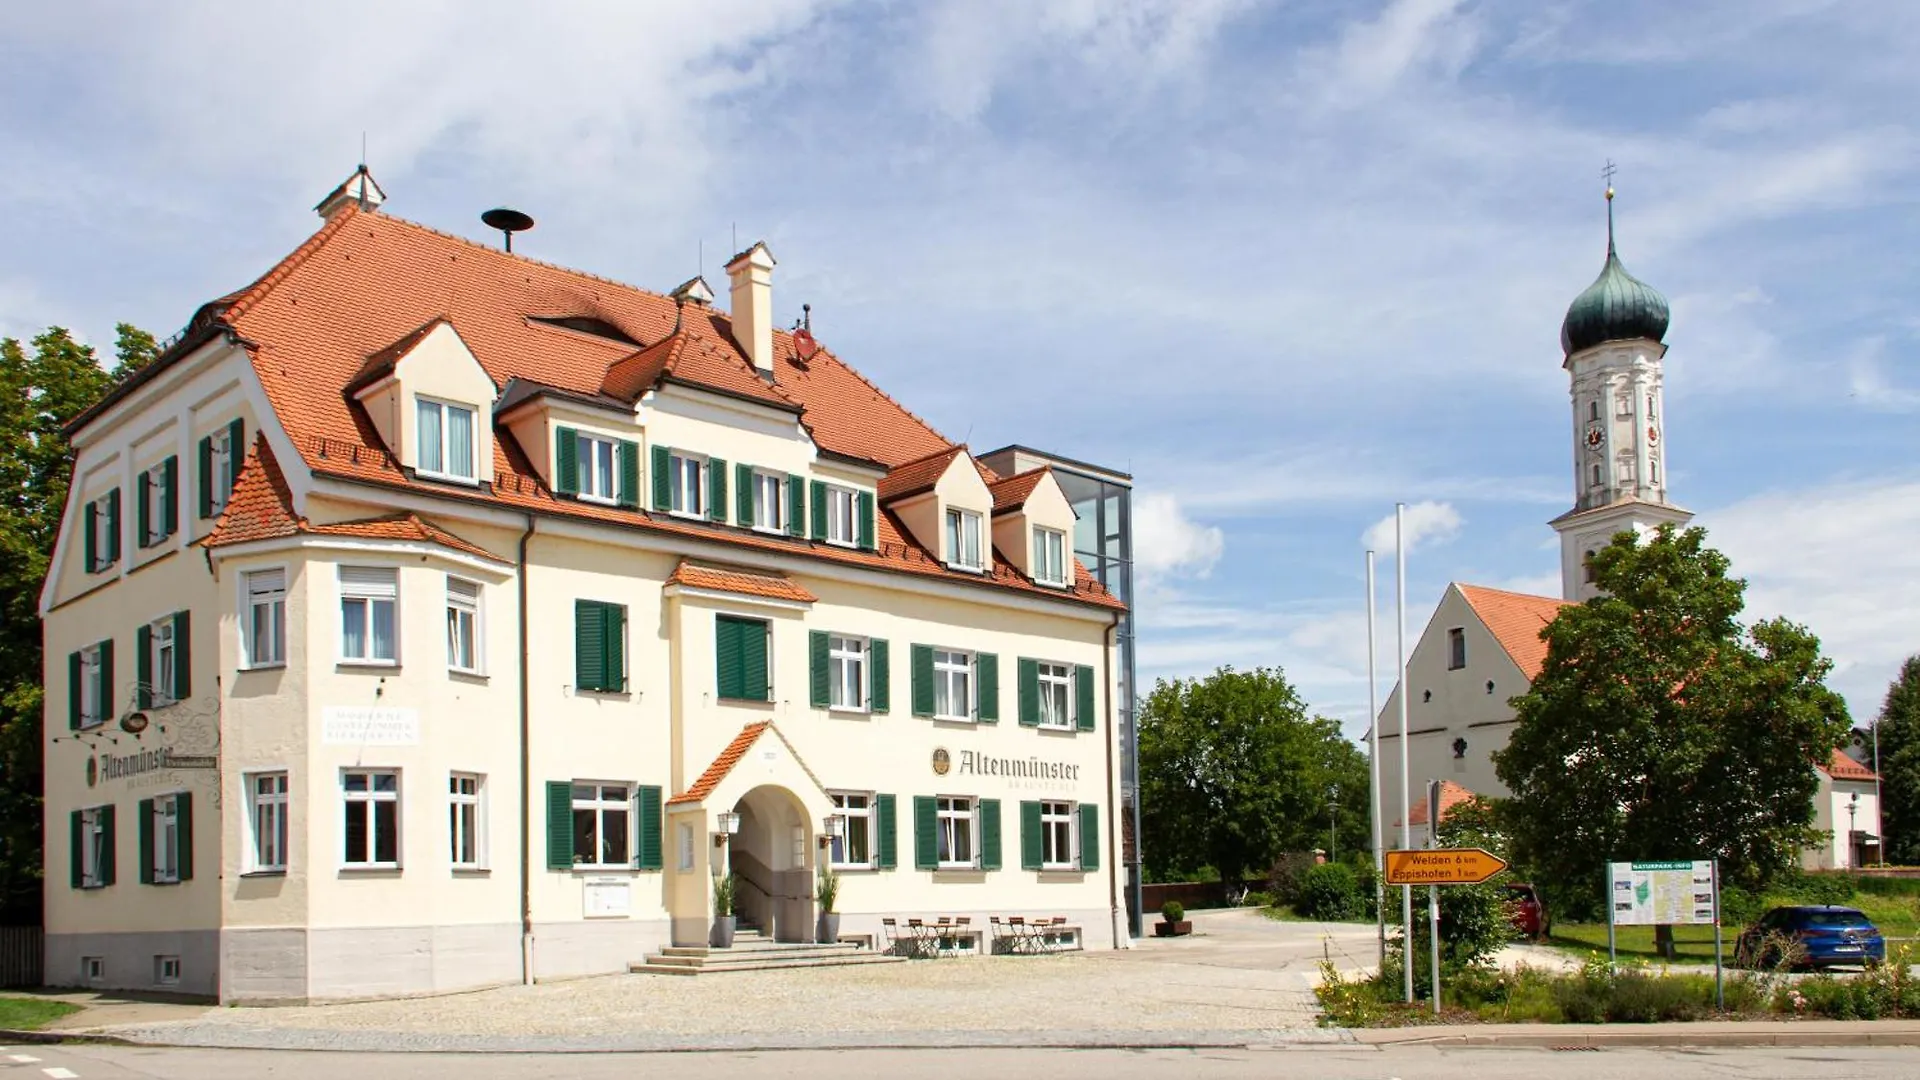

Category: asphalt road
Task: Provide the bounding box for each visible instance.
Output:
[10,1044,1920,1079]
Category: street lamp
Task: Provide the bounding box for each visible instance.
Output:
[1849,793,1860,868]
[1327,784,1340,864]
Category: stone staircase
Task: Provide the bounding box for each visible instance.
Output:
[630,924,904,976]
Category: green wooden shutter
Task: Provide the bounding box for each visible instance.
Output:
[177,792,194,882]
[787,475,805,537]
[136,624,153,709]
[172,610,191,701]
[197,436,214,519]
[741,617,769,701]
[809,481,828,541]
[604,604,627,691]
[137,798,155,885]
[99,639,114,722]
[736,463,755,525]
[910,644,934,717]
[68,651,81,729]
[635,785,663,870]
[227,419,245,477]
[715,616,742,699]
[870,638,890,714]
[617,439,640,508]
[875,794,898,869]
[554,426,578,494]
[1017,658,1039,727]
[161,455,178,537]
[857,491,876,550]
[913,796,937,870]
[70,810,83,888]
[1079,804,1101,870]
[809,631,830,709]
[708,457,728,522]
[546,781,574,869]
[136,470,151,547]
[976,653,999,723]
[1075,665,1097,731]
[1021,801,1043,871]
[99,804,116,887]
[651,445,672,510]
[574,600,606,692]
[980,799,1002,871]
[106,488,121,564]
[84,501,97,571]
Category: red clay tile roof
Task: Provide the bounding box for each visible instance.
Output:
[1394,780,1480,829]
[139,207,1121,612]
[1820,749,1879,782]
[989,466,1049,513]
[877,446,967,502]
[348,316,450,395]
[667,721,772,806]
[1457,584,1572,680]
[666,562,818,604]
[305,513,509,564]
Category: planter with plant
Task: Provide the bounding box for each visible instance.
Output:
[816,865,841,944]
[711,873,737,948]
[1155,899,1192,937]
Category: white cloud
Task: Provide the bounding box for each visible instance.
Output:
[1845,339,1920,412]
[1132,492,1225,581]
[1361,501,1462,555]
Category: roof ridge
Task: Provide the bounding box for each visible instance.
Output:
[1457,582,1569,604]
[795,342,954,450]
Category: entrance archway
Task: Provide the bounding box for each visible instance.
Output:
[727,785,816,942]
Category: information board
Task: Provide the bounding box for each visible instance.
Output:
[1608,860,1716,926]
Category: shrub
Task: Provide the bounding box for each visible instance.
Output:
[1161,900,1185,923]
[1603,972,1709,1022]
[1298,863,1365,921]
[1268,852,1320,906]
[713,874,735,917]
[1240,890,1274,908]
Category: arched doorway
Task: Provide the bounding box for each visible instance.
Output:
[727,785,816,943]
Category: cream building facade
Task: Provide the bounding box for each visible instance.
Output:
[41,169,1128,1003]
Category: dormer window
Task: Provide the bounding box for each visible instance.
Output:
[945,508,983,571]
[575,432,618,503]
[416,398,476,482]
[825,486,857,546]
[1033,526,1068,586]
[752,470,787,533]
[670,452,708,518]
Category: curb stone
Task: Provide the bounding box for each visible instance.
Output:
[1354,1021,1920,1049]
[0,1028,137,1046]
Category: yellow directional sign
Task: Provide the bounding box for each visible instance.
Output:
[1384,847,1508,886]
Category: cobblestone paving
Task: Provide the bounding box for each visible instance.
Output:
[102,910,1377,1052]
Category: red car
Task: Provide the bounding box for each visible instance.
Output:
[1506,882,1549,939]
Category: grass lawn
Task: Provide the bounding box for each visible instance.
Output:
[0,996,81,1031]
[1260,904,1374,924]
[1547,921,1726,962]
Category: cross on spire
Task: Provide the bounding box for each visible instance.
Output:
[1602,159,1618,254]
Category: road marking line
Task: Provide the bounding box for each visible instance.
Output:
[42,1068,79,1079]
[8,1054,43,1062]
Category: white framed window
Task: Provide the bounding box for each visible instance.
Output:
[446,577,481,673]
[945,508,983,570]
[150,793,182,884]
[77,642,105,729]
[1037,662,1073,728]
[829,634,867,711]
[242,568,286,668]
[572,783,630,867]
[340,566,398,665]
[826,485,857,546]
[154,955,181,985]
[670,452,707,517]
[89,492,117,569]
[449,772,484,869]
[248,771,288,872]
[209,428,236,515]
[575,431,618,503]
[936,796,976,868]
[147,615,177,706]
[78,807,109,888]
[342,769,400,868]
[1033,526,1068,586]
[933,648,973,721]
[1040,800,1076,869]
[140,460,169,546]
[416,397,477,481]
[829,791,874,868]
[753,471,786,532]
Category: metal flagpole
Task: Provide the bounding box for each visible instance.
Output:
[1397,503,1414,1004]
[1366,550,1384,973]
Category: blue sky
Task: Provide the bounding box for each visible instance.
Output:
[4,0,1918,736]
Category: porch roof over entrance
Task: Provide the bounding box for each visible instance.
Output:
[667,720,830,808]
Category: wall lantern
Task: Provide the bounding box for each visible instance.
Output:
[713,810,742,848]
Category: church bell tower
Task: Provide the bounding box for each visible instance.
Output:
[1550,180,1693,601]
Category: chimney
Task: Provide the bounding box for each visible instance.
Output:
[725,242,776,379]
[314,164,386,220]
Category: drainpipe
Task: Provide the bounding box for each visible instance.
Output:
[517,514,536,985]
[1103,610,1122,947]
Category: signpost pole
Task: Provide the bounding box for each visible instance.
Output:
[1606,863,1616,974]
[1428,781,1442,1014]
[1396,504,1414,1005]
[1712,859,1724,1011]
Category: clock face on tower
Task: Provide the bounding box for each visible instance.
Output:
[1648,425,1660,445]
[1585,425,1605,452]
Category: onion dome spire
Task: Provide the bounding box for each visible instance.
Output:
[1560,182,1669,355]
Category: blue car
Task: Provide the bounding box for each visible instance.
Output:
[1734,905,1886,970]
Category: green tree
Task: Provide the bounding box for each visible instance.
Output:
[0,327,131,923]
[1874,656,1920,865]
[1494,525,1850,923]
[111,323,160,378]
[1138,665,1369,883]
